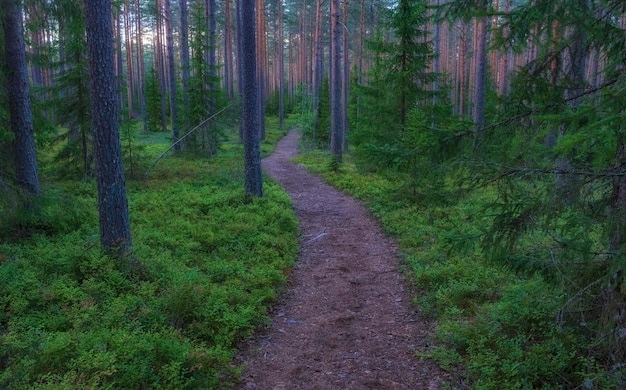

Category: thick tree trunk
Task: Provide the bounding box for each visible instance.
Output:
[84,0,133,259]
[2,0,41,195]
[239,0,263,198]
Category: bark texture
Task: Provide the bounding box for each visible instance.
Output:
[2,0,41,195]
[84,0,133,259]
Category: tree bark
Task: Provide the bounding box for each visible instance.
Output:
[180,0,191,120]
[239,0,263,198]
[224,0,234,99]
[84,0,133,259]
[342,0,349,152]
[472,15,488,144]
[165,0,179,151]
[330,0,343,162]
[2,0,41,195]
[278,0,285,129]
[256,0,266,140]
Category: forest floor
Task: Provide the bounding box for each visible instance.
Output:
[232,131,454,389]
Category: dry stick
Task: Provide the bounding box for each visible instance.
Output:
[143,104,233,180]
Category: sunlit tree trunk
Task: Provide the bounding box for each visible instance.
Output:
[84,0,133,259]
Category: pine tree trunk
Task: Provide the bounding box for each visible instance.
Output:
[239,0,263,198]
[84,0,133,259]
[278,0,285,129]
[165,0,179,151]
[180,0,191,120]
[256,0,266,140]
[312,0,324,134]
[330,0,343,163]
[136,0,147,132]
[342,0,349,152]
[458,21,468,116]
[155,0,168,132]
[2,0,41,195]
[472,15,488,143]
[224,0,234,99]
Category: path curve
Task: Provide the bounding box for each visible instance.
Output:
[235,131,449,389]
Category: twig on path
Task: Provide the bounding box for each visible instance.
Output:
[306,232,328,243]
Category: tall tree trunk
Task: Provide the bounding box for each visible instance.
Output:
[330,0,343,163]
[207,0,217,112]
[239,0,263,198]
[472,15,488,144]
[2,0,41,195]
[155,0,168,132]
[84,0,133,259]
[256,0,266,139]
[342,0,349,151]
[312,0,324,134]
[278,0,285,129]
[136,0,147,132]
[115,4,125,112]
[458,21,468,116]
[165,0,179,151]
[224,0,234,99]
[180,0,191,122]
[236,0,244,139]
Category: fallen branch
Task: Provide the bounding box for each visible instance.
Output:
[143,104,233,180]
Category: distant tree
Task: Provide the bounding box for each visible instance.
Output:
[353,0,436,151]
[1,0,41,195]
[238,0,263,199]
[84,0,133,259]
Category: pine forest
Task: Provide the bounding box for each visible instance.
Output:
[1,0,626,388]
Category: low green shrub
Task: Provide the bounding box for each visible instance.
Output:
[296,148,608,389]
[0,124,298,388]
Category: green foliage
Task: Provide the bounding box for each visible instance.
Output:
[295,148,620,388]
[0,126,298,388]
[145,66,163,133]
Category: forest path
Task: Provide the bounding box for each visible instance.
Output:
[234,131,450,389]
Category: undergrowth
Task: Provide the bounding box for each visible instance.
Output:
[295,150,607,389]
[0,122,297,388]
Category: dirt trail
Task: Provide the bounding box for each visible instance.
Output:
[234,131,450,389]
